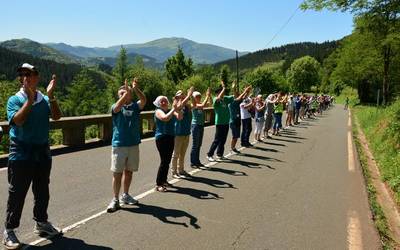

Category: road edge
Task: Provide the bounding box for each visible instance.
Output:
[351,109,400,249]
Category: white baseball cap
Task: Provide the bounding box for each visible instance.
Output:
[192,91,201,98]
[17,63,38,74]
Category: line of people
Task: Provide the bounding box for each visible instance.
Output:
[2,63,333,249]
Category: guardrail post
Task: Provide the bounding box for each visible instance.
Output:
[62,126,85,146]
[99,121,112,142]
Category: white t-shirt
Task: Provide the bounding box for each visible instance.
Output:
[240,101,252,120]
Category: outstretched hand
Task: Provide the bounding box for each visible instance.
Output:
[23,80,35,104]
[132,77,139,90]
[206,87,211,97]
[47,74,57,99]
[187,86,194,96]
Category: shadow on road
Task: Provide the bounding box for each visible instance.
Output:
[184,175,237,189]
[252,146,280,153]
[122,203,200,229]
[238,153,284,162]
[206,167,248,176]
[224,158,276,169]
[270,137,301,143]
[263,142,287,147]
[278,135,307,140]
[27,236,112,250]
[167,186,222,200]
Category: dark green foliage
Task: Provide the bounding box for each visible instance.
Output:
[286,56,321,92]
[215,41,338,72]
[0,46,82,94]
[0,81,19,120]
[113,46,128,86]
[302,0,400,104]
[0,39,78,64]
[165,47,194,84]
[62,68,110,116]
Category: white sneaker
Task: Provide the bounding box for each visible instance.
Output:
[2,229,20,250]
[207,156,215,162]
[172,173,181,179]
[120,193,139,205]
[106,198,120,213]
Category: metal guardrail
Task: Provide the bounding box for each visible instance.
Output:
[0,107,215,147]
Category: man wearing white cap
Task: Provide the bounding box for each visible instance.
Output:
[3,63,62,249]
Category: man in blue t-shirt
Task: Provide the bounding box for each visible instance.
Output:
[107,78,146,213]
[3,63,62,250]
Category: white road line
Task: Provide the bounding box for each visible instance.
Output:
[347,211,363,250]
[24,140,251,248]
[348,111,355,172]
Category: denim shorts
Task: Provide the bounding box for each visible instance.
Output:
[229,119,241,139]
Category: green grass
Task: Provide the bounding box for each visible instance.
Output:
[352,119,394,249]
[353,100,400,204]
[336,86,359,106]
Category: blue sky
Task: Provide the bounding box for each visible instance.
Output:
[0,0,354,52]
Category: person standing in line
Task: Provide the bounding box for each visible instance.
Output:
[207,81,233,162]
[294,93,301,125]
[285,94,294,129]
[171,87,194,179]
[107,78,146,213]
[190,88,211,168]
[254,95,265,142]
[153,96,182,192]
[345,97,349,110]
[3,63,62,250]
[229,83,251,154]
[272,92,285,136]
[263,94,275,139]
[240,96,254,147]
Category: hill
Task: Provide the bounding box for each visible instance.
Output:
[0,46,82,93]
[0,39,79,64]
[215,41,339,71]
[109,37,248,64]
[47,37,248,65]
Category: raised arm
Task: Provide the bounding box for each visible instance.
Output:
[131,78,147,110]
[113,80,130,113]
[201,88,211,107]
[47,75,62,121]
[235,86,251,101]
[215,81,226,102]
[181,86,194,107]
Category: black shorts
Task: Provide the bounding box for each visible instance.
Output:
[229,119,241,139]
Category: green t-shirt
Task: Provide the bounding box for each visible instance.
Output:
[213,96,234,125]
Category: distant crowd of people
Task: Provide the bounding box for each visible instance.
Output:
[2,63,333,249]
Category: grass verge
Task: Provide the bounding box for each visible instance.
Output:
[352,114,394,249]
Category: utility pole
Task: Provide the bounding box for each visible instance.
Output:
[235,50,239,90]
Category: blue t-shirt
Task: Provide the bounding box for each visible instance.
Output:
[228,99,241,124]
[175,106,191,136]
[155,109,176,139]
[111,102,141,147]
[7,93,51,161]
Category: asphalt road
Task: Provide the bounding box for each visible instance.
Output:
[0,105,380,249]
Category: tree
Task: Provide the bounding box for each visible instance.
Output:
[113,46,128,86]
[0,80,19,121]
[244,67,279,95]
[301,0,400,104]
[286,56,320,92]
[62,68,109,116]
[165,47,194,84]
